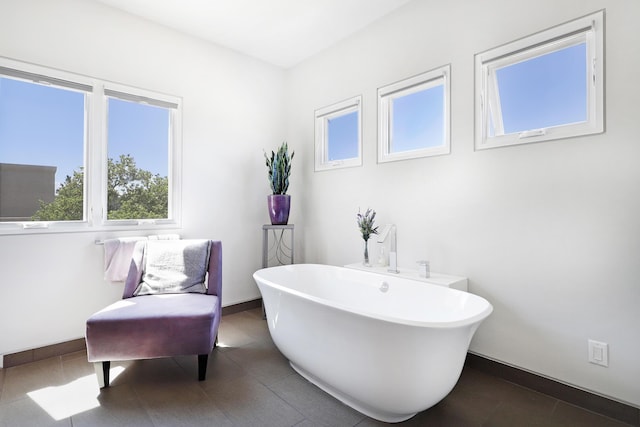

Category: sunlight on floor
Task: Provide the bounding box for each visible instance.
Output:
[216,341,230,349]
[27,366,125,420]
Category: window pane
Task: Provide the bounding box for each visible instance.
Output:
[0,77,85,222]
[107,97,169,220]
[494,43,587,134]
[327,110,358,161]
[315,95,362,171]
[390,84,444,153]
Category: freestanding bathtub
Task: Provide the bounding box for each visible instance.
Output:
[253,264,493,423]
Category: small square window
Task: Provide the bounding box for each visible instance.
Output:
[475,10,604,149]
[378,65,450,163]
[315,95,362,171]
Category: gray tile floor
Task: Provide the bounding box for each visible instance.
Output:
[0,308,632,426]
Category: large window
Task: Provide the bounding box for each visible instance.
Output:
[378,65,450,163]
[0,58,181,234]
[105,89,175,222]
[315,95,362,171]
[475,10,604,150]
[0,66,89,225]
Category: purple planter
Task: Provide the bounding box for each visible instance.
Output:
[268,194,291,225]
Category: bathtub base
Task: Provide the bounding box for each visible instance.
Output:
[290,362,416,423]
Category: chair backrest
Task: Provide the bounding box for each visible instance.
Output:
[122,239,222,299]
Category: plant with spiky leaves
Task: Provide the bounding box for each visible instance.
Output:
[357,208,379,241]
[264,142,294,195]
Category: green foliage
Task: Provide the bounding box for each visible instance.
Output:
[356,208,379,241]
[32,154,168,221]
[264,142,294,195]
[32,170,84,221]
[106,155,168,220]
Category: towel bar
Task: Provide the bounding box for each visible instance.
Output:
[95,234,180,246]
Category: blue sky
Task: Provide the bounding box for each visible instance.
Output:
[496,43,586,133]
[327,111,359,161]
[391,85,444,152]
[0,78,84,187]
[0,78,168,189]
[107,98,169,178]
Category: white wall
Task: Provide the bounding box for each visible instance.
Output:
[286,0,640,407]
[0,0,283,358]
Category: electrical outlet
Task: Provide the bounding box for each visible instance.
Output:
[588,339,608,367]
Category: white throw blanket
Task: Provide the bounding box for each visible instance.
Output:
[103,234,180,281]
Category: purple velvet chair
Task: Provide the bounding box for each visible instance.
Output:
[86,239,222,388]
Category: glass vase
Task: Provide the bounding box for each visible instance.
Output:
[363,239,370,267]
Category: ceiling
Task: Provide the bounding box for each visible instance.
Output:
[93,0,413,69]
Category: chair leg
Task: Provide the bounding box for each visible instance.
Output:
[94,361,111,388]
[198,354,208,381]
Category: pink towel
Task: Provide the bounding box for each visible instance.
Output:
[103,237,146,282]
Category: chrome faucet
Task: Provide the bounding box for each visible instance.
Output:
[377,224,398,273]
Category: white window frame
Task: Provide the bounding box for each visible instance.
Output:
[475,10,604,150]
[0,56,182,235]
[378,65,451,163]
[101,83,182,228]
[314,95,362,171]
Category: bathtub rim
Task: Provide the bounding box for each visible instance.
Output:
[253,263,493,329]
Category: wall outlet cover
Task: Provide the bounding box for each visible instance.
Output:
[588,339,609,367]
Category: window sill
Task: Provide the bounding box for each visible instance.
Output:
[0,220,180,236]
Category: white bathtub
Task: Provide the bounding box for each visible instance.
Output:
[253,264,493,423]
